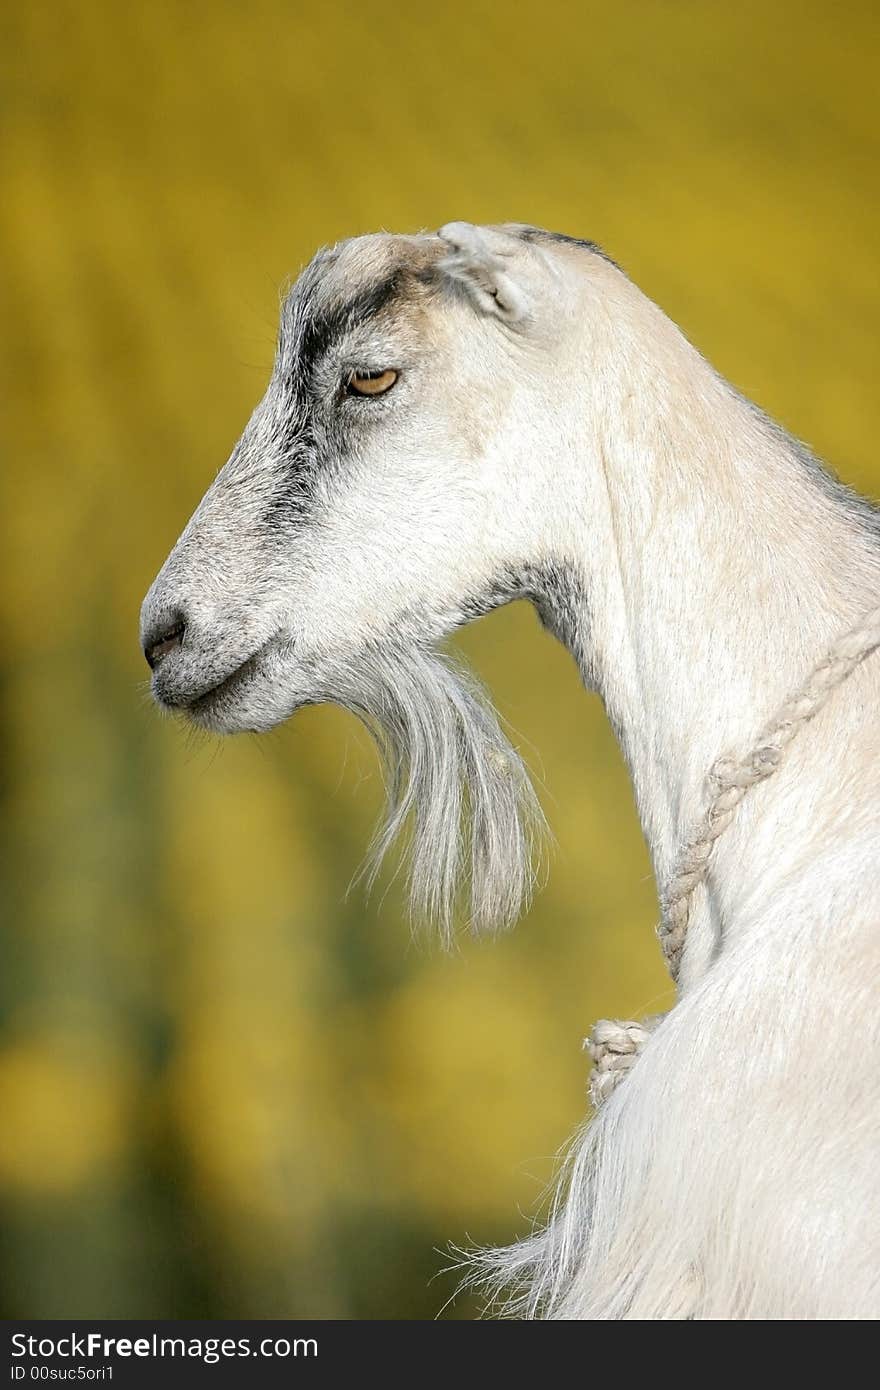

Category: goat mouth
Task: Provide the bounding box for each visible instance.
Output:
[185,651,265,715]
[157,636,281,721]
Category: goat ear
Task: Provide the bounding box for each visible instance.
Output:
[437,221,530,323]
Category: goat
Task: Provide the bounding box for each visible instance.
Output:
[141,222,880,1318]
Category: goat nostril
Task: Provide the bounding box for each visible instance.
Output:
[144,621,186,671]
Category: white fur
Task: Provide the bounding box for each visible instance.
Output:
[142,223,880,1318]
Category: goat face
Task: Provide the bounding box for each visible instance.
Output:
[140,223,618,928]
[139,222,591,735]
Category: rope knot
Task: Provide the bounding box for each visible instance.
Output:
[749,744,781,778]
[585,1018,659,1108]
[707,754,738,789]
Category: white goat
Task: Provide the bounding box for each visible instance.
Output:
[141,223,880,1319]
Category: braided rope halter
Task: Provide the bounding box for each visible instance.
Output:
[587,602,880,1108]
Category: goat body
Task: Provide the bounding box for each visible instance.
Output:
[142,223,880,1318]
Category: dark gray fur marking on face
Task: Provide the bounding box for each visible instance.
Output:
[259,258,414,530]
[282,268,406,395]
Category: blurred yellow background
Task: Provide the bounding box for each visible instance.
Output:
[1,0,877,1318]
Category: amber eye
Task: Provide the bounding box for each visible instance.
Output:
[347,368,399,397]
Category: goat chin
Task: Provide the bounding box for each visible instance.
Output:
[331,642,547,941]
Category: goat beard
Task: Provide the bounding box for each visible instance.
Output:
[328,642,546,939]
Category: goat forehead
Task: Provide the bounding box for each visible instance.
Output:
[278,223,608,339]
[280,232,439,337]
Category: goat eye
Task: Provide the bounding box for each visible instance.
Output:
[346,368,399,397]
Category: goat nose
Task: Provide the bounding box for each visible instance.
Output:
[143,615,186,670]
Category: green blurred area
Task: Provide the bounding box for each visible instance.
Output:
[1,0,877,1318]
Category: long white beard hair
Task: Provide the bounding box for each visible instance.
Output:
[331,642,546,940]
